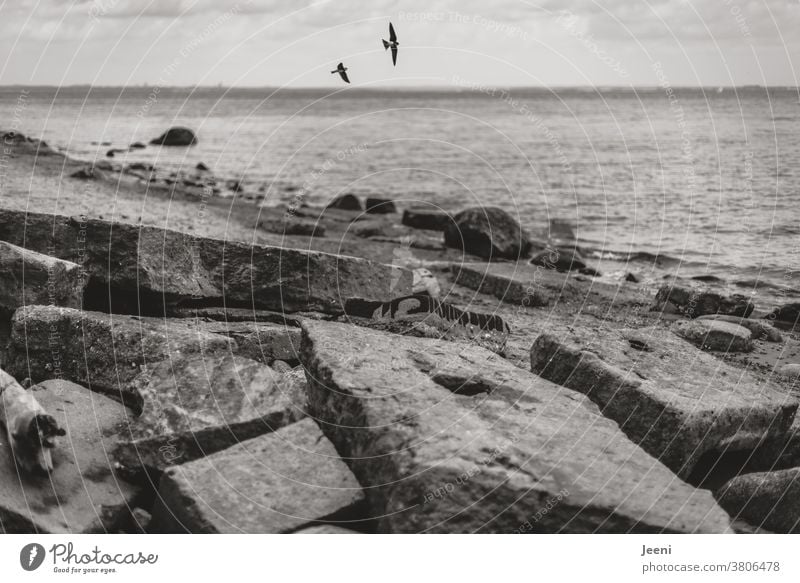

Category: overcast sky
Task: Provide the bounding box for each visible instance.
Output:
[1,0,798,87]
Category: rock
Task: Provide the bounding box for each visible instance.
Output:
[343,294,509,355]
[696,314,783,342]
[126,162,153,172]
[150,418,365,533]
[94,160,114,171]
[326,194,362,211]
[779,364,800,378]
[105,148,126,158]
[295,525,360,534]
[412,268,440,298]
[0,241,83,313]
[259,218,325,237]
[195,162,209,171]
[149,127,197,146]
[625,272,640,283]
[271,360,293,374]
[70,167,96,179]
[234,323,302,365]
[0,209,411,314]
[672,319,754,352]
[443,206,531,260]
[402,208,453,232]
[530,325,797,480]
[716,468,800,533]
[227,179,243,193]
[300,320,732,533]
[766,303,800,328]
[113,354,306,478]
[652,283,754,318]
[365,198,397,214]
[0,380,137,533]
[5,306,233,406]
[530,247,586,272]
[129,142,146,149]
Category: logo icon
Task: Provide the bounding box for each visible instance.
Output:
[20,543,46,571]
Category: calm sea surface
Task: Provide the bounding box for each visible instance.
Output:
[2,86,800,300]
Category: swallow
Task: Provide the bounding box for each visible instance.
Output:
[331,62,350,84]
[382,22,398,66]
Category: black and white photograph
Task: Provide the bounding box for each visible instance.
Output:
[1,0,799,578]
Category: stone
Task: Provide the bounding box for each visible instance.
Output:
[196,162,209,171]
[70,167,96,180]
[259,218,325,237]
[402,208,452,232]
[652,283,754,318]
[129,142,146,149]
[530,325,797,480]
[779,364,800,378]
[766,303,800,328]
[412,267,441,298]
[295,525,360,534]
[0,380,137,533]
[530,247,586,272]
[300,320,732,533]
[0,241,83,313]
[343,294,509,355]
[149,127,197,146]
[5,306,232,406]
[150,418,365,533]
[716,468,800,533]
[326,194,362,211]
[696,314,783,342]
[365,198,397,214]
[672,319,754,352]
[113,354,306,478]
[235,323,302,365]
[0,209,411,314]
[443,206,531,260]
[625,272,640,283]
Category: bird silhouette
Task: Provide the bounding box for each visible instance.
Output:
[382,22,398,66]
[331,62,350,83]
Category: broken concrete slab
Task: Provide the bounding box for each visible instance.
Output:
[300,320,732,533]
[0,379,137,533]
[0,209,411,314]
[443,206,532,260]
[0,241,83,312]
[112,354,306,479]
[150,418,365,533]
[672,319,754,352]
[716,468,800,533]
[5,305,233,406]
[696,314,783,342]
[530,324,798,481]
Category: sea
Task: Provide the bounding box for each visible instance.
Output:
[2,85,799,306]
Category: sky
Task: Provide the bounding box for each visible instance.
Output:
[0,0,798,87]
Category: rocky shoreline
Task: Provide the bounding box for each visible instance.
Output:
[2,130,800,533]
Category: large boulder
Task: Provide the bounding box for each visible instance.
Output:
[672,319,754,352]
[716,468,800,533]
[766,303,800,328]
[530,325,797,481]
[443,206,531,260]
[150,418,365,533]
[0,209,411,314]
[113,354,306,479]
[365,198,397,214]
[652,283,754,318]
[0,380,137,533]
[300,320,732,533]
[5,306,232,405]
[696,314,782,342]
[149,127,197,146]
[0,241,83,313]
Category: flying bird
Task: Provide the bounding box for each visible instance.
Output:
[382,22,398,66]
[331,62,350,84]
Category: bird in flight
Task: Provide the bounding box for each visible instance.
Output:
[331,62,350,83]
[382,22,398,66]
